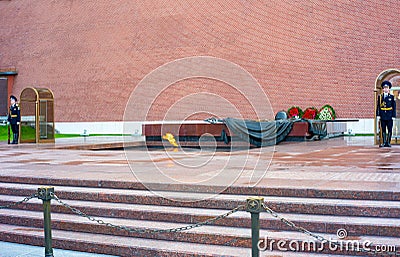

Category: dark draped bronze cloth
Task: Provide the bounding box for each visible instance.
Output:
[223,117,294,147]
[222,118,327,147]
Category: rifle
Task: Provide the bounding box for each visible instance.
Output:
[378,119,383,146]
[7,123,10,144]
[4,111,11,144]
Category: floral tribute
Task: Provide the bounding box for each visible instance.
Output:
[302,107,319,119]
[286,105,336,120]
[287,106,303,118]
[318,104,336,120]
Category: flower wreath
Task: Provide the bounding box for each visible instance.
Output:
[287,106,303,118]
[302,107,319,119]
[318,104,336,120]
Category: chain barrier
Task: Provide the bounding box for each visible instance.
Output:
[1,191,398,256]
[0,193,38,209]
[51,192,244,234]
[262,203,400,256]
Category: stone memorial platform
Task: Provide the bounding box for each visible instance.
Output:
[0,136,398,256]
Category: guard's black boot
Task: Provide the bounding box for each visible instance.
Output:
[13,133,18,144]
[386,132,392,147]
[11,134,16,144]
[383,132,389,147]
[380,132,386,147]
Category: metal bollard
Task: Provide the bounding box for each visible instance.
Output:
[38,187,54,257]
[246,197,264,257]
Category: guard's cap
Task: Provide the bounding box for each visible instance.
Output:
[10,95,18,101]
[381,81,392,89]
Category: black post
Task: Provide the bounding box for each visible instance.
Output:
[246,197,264,257]
[38,187,54,257]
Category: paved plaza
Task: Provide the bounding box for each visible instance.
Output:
[0,136,399,193]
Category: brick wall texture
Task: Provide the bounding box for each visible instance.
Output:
[0,0,399,122]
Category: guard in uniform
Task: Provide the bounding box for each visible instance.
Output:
[7,95,21,144]
[376,81,396,147]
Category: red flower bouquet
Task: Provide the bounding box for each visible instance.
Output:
[302,107,319,119]
[287,106,303,118]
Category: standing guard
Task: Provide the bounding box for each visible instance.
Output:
[8,95,21,144]
[376,81,396,147]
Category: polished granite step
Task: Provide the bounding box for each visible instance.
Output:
[0,182,398,218]
[0,223,250,257]
[0,175,397,201]
[0,209,398,249]
[0,194,398,238]
[0,179,398,256]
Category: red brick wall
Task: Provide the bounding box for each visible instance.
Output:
[0,0,399,122]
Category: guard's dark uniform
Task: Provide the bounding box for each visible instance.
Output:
[8,102,21,144]
[376,83,396,147]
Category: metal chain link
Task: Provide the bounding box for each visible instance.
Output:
[51,192,244,234]
[2,192,397,256]
[262,203,400,256]
[0,193,38,209]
